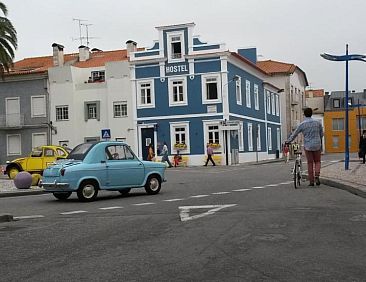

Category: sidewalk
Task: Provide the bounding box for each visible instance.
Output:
[0,159,365,199]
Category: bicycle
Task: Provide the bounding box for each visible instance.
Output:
[292,151,303,189]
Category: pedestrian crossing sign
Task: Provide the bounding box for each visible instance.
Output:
[101,129,111,139]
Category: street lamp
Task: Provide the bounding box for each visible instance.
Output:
[320,45,366,170]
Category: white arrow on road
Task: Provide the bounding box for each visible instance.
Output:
[179,204,237,222]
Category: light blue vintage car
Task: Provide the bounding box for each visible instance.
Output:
[40,142,167,201]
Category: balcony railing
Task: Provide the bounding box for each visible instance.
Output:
[0,114,25,128]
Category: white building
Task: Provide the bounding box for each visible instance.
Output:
[48,43,138,150]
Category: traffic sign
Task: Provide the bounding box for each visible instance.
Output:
[101,129,111,139]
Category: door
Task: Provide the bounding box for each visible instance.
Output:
[6,98,20,127]
[141,128,155,161]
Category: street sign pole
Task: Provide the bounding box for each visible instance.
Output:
[345,44,349,170]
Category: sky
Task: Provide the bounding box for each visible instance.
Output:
[4,0,366,92]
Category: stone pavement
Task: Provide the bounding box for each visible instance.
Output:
[0,158,365,199]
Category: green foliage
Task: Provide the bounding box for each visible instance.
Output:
[0,1,17,75]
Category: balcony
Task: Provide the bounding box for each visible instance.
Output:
[0,114,25,129]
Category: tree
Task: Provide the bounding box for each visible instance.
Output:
[0,1,17,75]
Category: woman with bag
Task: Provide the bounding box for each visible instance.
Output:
[359,130,366,164]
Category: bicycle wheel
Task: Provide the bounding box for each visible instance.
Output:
[293,162,298,189]
[297,165,301,187]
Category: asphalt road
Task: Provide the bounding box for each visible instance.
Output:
[1,160,366,281]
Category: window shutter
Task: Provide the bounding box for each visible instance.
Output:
[32,96,46,117]
[84,102,88,121]
[96,101,100,121]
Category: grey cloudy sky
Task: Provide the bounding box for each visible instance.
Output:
[5,0,366,92]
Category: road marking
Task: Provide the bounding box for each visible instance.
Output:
[279,181,292,185]
[266,184,279,187]
[232,188,251,192]
[60,210,88,215]
[163,198,185,202]
[212,192,231,195]
[251,186,265,189]
[13,215,45,220]
[190,195,210,198]
[99,206,123,210]
[133,202,156,206]
[179,204,237,222]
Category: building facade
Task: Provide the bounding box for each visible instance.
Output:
[324,90,366,153]
[257,60,308,146]
[129,23,282,165]
[0,63,50,164]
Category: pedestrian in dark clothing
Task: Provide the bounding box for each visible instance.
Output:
[359,130,366,164]
[204,144,216,166]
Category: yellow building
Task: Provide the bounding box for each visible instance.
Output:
[324,91,366,153]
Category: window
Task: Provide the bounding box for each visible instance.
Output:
[32,133,47,148]
[275,95,280,116]
[113,101,127,118]
[7,134,21,155]
[59,140,69,148]
[90,71,105,82]
[56,106,69,121]
[84,101,100,121]
[248,123,253,151]
[208,125,220,144]
[236,77,242,105]
[332,118,344,131]
[266,91,271,114]
[271,94,275,115]
[170,122,190,153]
[332,136,339,148]
[88,104,97,119]
[137,80,155,108]
[254,84,259,110]
[175,127,186,145]
[44,148,55,157]
[31,96,46,117]
[169,77,187,106]
[202,75,221,103]
[239,122,244,151]
[359,116,366,130]
[267,127,272,150]
[167,31,185,62]
[257,124,261,151]
[333,99,340,108]
[246,80,251,108]
[347,98,353,106]
[106,145,134,160]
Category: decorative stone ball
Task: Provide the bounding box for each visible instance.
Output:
[14,171,32,189]
[31,174,42,186]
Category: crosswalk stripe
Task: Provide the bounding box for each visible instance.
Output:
[232,188,251,192]
[60,210,87,215]
[133,202,156,206]
[13,215,45,220]
[164,198,185,202]
[191,195,210,198]
[212,192,231,195]
[99,206,123,210]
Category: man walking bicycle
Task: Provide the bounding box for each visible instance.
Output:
[287,108,323,186]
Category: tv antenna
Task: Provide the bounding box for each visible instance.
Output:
[72,18,98,47]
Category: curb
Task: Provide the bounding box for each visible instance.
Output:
[0,189,46,198]
[320,177,366,199]
[0,214,14,223]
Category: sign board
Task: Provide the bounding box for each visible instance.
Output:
[101,129,111,139]
[219,120,240,131]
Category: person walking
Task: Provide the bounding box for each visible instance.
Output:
[161,143,173,168]
[283,142,290,163]
[147,144,155,161]
[204,143,216,166]
[359,130,366,164]
[287,108,323,186]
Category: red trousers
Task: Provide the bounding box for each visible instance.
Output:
[305,150,321,183]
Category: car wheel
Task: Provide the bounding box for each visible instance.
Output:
[53,192,72,200]
[119,188,131,196]
[8,166,20,179]
[77,181,99,202]
[144,175,161,195]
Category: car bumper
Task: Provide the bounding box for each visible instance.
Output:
[39,180,70,191]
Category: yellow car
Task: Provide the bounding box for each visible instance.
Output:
[5,145,71,179]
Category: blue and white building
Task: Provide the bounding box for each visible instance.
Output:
[129,23,281,165]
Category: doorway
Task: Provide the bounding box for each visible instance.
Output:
[141,128,155,161]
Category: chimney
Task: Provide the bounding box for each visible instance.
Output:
[126,40,137,57]
[78,45,90,62]
[52,43,64,66]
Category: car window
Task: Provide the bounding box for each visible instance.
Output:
[44,148,55,157]
[30,148,43,157]
[106,145,130,160]
[124,146,135,160]
[67,143,95,160]
[56,149,67,156]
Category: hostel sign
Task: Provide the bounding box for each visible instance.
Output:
[165,64,188,74]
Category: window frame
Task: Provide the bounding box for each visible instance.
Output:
[137,79,155,109]
[236,77,242,105]
[257,124,261,151]
[113,101,128,118]
[254,84,259,110]
[271,93,275,115]
[31,95,46,118]
[248,123,253,151]
[267,127,272,150]
[7,134,21,156]
[168,77,187,106]
[245,80,251,108]
[333,99,340,108]
[332,118,344,131]
[201,74,221,104]
[167,31,185,63]
[275,95,280,116]
[56,105,69,121]
[170,122,190,154]
[266,91,271,114]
